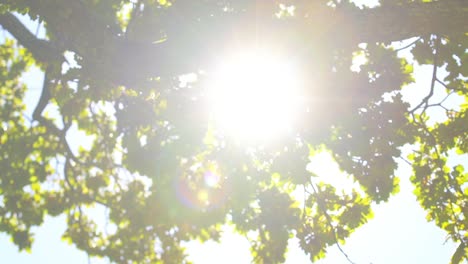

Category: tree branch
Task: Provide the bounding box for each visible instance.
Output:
[0,12,63,64]
[2,0,467,87]
[309,181,356,264]
[32,66,52,121]
[436,78,467,93]
[410,36,440,114]
[394,37,421,52]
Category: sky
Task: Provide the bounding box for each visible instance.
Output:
[0,3,465,264]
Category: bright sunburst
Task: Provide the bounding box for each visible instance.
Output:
[207,51,302,141]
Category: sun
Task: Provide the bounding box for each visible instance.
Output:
[206,51,303,141]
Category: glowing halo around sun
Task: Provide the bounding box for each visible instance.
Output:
[206,51,303,141]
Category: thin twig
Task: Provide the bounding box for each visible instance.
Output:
[394,37,421,52]
[438,90,455,106]
[436,78,467,93]
[22,113,33,123]
[410,36,440,114]
[309,181,357,264]
[425,103,450,112]
[422,89,455,112]
[398,156,412,166]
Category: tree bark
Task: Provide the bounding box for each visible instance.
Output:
[0,12,62,64]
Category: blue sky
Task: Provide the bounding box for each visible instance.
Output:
[1,6,465,264]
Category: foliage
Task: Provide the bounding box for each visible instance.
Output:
[0,0,467,263]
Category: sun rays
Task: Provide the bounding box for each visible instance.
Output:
[206,50,303,142]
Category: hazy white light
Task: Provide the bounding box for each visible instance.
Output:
[207,51,302,141]
[204,171,220,187]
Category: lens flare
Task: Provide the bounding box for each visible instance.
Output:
[204,171,221,187]
[175,166,227,210]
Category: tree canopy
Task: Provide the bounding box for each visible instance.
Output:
[0,0,467,263]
